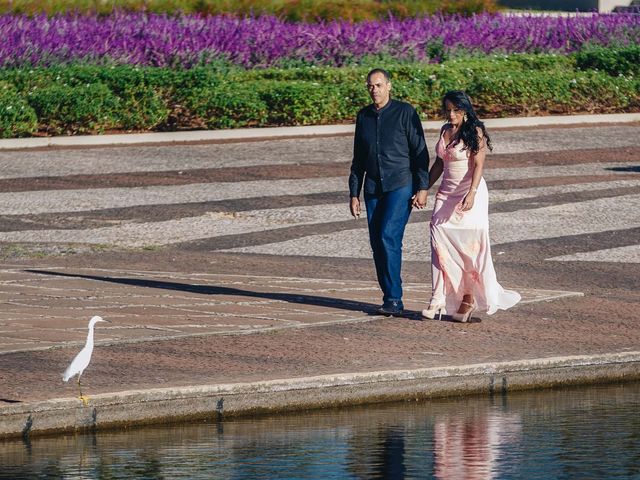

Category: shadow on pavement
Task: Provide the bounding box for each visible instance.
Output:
[605,165,640,172]
[25,269,379,315]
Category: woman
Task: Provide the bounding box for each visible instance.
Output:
[422,91,520,322]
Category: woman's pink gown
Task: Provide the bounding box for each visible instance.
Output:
[430,130,521,315]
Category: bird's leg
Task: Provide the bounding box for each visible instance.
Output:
[77,377,89,406]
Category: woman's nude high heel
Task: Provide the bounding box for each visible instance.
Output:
[451,301,476,323]
[421,303,445,320]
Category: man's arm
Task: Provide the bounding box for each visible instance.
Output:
[348,113,365,218]
[407,109,429,187]
[407,108,430,209]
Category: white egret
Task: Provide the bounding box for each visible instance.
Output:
[62,315,109,405]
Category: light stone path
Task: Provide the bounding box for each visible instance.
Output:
[548,245,640,263]
[0,177,346,216]
[485,179,640,202]
[3,179,639,248]
[0,161,633,216]
[0,205,348,247]
[0,125,638,179]
[223,194,640,261]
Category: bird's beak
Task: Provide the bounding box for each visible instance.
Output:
[101,319,112,323]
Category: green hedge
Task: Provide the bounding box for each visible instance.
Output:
[0,48,638,137]
[2,0,498,20]
[27,83,120,135]
[185,83,268,128]
[0,82,38,138]
[575,44,640,76]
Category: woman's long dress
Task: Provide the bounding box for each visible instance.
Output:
[430,131,521,315]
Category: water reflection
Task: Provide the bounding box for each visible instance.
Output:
[433,409,521,479]
[1,382,639,479]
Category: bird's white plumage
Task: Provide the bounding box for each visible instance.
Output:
[62,316,107,382]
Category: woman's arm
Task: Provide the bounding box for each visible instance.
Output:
[460,128,487,211]
[428,124,450,190]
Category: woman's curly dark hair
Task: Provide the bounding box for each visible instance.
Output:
[442,90,492,155]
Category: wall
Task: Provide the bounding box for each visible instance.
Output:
[498,0,630,11]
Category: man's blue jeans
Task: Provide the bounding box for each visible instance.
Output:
[364,183,413,303]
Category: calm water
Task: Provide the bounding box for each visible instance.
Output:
[1,382,639,479]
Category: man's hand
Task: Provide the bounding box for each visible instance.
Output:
[411,189,428,209]
[350,197,362,218]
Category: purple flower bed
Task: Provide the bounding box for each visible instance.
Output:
[1,12,638,68]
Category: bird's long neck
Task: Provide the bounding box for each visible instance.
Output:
[86,326,95,348]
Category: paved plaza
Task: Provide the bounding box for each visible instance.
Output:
[0,121,639,437]
[0,267,581,354]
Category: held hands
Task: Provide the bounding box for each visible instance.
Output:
[411,189,428,209]
[351,190,428,217]
[350,197,361,218]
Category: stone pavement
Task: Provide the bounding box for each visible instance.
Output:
[0,266,581,354]
[1,117,639,439]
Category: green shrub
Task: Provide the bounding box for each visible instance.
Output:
[0,47,637,137]
[278,0,386,22]
[567,71,639,113]
[0,83,38,138]
[118,84,170,130]
[185,83,269,128]
[441,53,575,77]
[467,69,638,117]
[334,82,371,120]
[259,81,346,125]
[575,44,640,76]
[467,71,570,116]
[0,65,169,131]
[27,83,120,134]
[2,0,498,19]
[436,0,498,15]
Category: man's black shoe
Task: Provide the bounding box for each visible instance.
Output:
[376,301,404,316]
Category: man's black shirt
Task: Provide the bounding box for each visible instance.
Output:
[349,99,429,197]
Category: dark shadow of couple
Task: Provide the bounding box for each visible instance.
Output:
[25,268,422,320]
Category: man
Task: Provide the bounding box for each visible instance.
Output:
[349,68,429,316]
